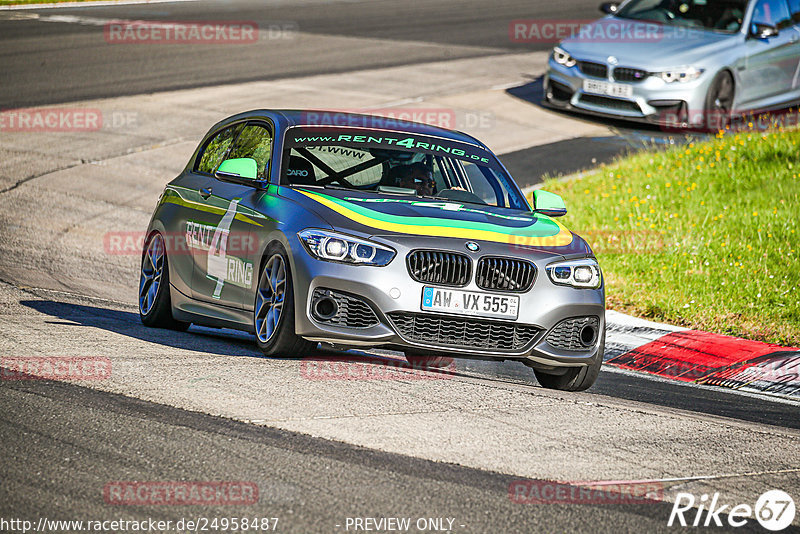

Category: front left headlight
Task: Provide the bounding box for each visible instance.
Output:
[552,46,577,68]
[546,258,602,289]
[298,229,395,266]
[654,66,704,83]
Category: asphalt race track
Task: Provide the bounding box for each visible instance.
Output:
[0,1,798,533]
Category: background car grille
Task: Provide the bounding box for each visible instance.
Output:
[578,61,608,79]
[388,312,540,351]
[475,257,536,292]
[311,288,379,328]
[407,250,471,286]
[546,316,600,351]
[578,94,642,113]
[613,67,648,83]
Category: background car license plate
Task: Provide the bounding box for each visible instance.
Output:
[421,286,519,320]
[583,79,633,98]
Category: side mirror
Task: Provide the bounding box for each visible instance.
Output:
[750,22,779,39]
[216,157,258,180]
[599,2,619,14]
[532,190,567,217]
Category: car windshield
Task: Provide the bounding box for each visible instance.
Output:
[615,0,748,32]
[282,126,529,210]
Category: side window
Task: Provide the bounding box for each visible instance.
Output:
[752,0,792,29]
[789,0,800,23]
[224,123,273,179]
[195,124,242,174]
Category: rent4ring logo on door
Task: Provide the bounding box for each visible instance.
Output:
[186,199,254,296]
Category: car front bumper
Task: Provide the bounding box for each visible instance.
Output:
[545,57,715,127]
[287,233,605,369]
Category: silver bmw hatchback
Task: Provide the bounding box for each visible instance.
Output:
[139,110,605,391]
[544,0,800,128]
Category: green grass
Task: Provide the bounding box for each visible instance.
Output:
[537,127,800,346]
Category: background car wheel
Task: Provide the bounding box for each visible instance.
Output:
[254,243,317,357]
[704,70,734,131]
[533,331,604,392]
[404,352,454,369]
[139,232,189,331]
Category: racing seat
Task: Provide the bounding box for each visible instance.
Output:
[285,155,317,185]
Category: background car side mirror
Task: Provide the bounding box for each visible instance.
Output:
[216,157,258,180]
[532,190,567,217]
[749,22,779,39]
[599,2,619,14]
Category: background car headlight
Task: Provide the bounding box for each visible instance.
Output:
[552,46,577,68]
[546,258,602,289]
[654,66,704,83]
[299,229,395,266]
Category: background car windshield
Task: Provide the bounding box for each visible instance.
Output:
[615,0,748,32]
[283,131,529,210]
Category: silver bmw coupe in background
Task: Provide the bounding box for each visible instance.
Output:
[545,0,800,128]
[139,110,606,391]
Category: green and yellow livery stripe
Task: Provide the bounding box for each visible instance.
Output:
[162,186,267,227]
[296,189,574,247]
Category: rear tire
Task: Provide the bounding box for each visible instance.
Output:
[254,243,317,357]
[139,232,189,331]
[534,331,604,392]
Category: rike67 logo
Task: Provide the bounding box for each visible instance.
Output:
[669,490,795,531]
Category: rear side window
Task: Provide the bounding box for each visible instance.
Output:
[196,124,242,174]
[224,123,273,179]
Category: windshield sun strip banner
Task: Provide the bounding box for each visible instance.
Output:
[295,189,574,247]
[286,128,494,166]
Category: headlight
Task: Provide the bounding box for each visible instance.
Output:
[654,66,704,83]
[298,229,395,266]
[546,258,602,289]
[552,46,577,68]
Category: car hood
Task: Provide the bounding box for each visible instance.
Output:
[284,187,591,255]
[561,18,737,68]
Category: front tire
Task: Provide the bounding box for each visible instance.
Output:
[139,232,189,331]
[704,70,735,131]
[254,243,317,357]
[533,332,604,392]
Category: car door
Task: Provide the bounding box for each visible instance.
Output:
[190,121,274,310]
[789,0,800,93]
[739,0,798,106]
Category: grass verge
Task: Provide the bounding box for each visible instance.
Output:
[538,127,800,345]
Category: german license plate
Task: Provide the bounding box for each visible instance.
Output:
[583,79,633,98]
[421,286,519,320]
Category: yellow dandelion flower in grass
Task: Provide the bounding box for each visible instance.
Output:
[665,183,672,188]
[649,224,655,228]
